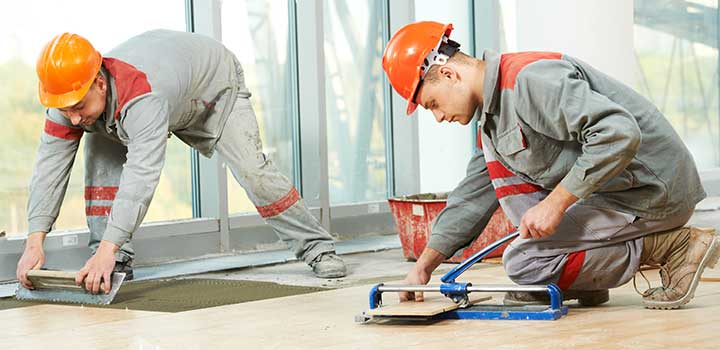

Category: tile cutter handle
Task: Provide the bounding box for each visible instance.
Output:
[440,230,520,283]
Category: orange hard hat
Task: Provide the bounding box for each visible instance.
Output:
[382,21,454,115]
[36,33,102,108]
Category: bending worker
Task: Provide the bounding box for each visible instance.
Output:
[382,21,719,309]
[17,30,346,294]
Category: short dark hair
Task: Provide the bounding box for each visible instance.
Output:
[423,50,473,83]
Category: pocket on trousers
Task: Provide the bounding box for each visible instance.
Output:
[565,204,636,241]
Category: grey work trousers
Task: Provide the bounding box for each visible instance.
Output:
[84,132,134,263]
[85,97,336,264]
[502,203,693,290]
[214,97,335,264]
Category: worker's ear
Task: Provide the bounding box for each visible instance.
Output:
[438,65,458,82]
[94,74,107,94]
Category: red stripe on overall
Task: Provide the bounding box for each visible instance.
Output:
[44,119,83,141]
[102,57,152,120]
[256,188,300,218]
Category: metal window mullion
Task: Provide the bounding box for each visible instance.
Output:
[381,0,396,198]
[185,0,195,32]
[190,150,202,218]
[297,0,331,230]
[191,0,230,251]
[288,0,303,193]
[185,0,203,219]
[387,0,420,196]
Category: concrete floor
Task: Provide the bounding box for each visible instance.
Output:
[186,248,477,289]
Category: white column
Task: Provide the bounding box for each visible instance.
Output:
[514,0,636,85]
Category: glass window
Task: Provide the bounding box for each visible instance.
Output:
[324,0,388,204]
[0,0,189,236]
[634,0,719,169]
[220,0,297,214]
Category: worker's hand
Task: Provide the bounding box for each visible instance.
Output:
[519,184,578,239]
[399,266,431,302]
[399,247,446,302]
[76,240,119,294]
[519,199,565,239]
[16,232,47,289]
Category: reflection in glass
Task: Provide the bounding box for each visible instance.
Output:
[634,0,719,169]
[0,0,189,236]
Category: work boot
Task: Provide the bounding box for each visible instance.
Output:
[638,226,720,309]
[114,260,134,281]
[310,252,347,278]
[503,289,609,306]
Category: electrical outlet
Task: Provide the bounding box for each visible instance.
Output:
[61,235,79,247]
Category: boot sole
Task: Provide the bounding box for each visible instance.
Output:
[503,290,609,307]
[643,228,720,310]
[503,297,608,307]
[577,291,610,307]
[313,268,347,279]
[314,271,346,279]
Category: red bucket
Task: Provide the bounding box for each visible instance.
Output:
[388,193,515,263]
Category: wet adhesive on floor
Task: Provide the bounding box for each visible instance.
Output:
[0,279,325,312]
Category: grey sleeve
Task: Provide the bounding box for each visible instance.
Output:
[27,109,83,234]
[514,59,642,199]
[102,95,169,245]
[426,149,500,257]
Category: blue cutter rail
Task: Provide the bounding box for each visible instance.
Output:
[358,231,570,322]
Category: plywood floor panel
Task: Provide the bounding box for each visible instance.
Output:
[0,305,163,337]
[1,265,718,349]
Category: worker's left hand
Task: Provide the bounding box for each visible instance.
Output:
[76,240,119,294]
[519,198,565,239]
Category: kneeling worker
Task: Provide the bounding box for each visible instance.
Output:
[381,21,719,309]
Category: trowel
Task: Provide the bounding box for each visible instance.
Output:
[15,269,126,305]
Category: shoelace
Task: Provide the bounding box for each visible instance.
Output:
[632,264,669,297]
[311,253,338,266]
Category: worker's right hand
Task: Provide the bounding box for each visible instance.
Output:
[16,232,47,289]
[399,266,431,302]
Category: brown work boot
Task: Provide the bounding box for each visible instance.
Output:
[638,226,720,309]
[503,289,609,306]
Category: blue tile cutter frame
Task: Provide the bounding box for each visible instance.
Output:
[357,231,569,322]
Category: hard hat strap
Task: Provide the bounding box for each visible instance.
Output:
[419,34,461,79]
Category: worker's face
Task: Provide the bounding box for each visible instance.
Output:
[58,75,107,126]
[415,65,478,125]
